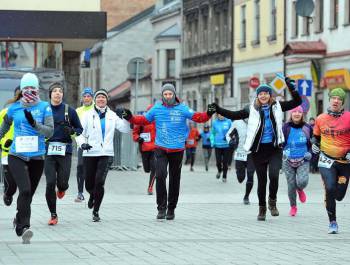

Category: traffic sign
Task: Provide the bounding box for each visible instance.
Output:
[249,77,260,89]
[127,57,148,79]
[270,76,286,95]
[300,95,310,113]
[297,79,313,96]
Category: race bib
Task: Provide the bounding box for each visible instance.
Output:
[47,142,66,156]
[1,155,8,165]
[15,136,38,153]
[187,139,195,145]
[318,153,335,169]
[234,151,247,161]
[140,133,151,143]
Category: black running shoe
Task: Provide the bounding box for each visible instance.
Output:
[157,210,166,220]
[3,194,13,206]
[166,209,175,220]
[92,211,100,222]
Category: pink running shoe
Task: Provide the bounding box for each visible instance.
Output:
[289,206,297,217]
[297,189,307,203]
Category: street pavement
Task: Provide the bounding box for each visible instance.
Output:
[1,159,350,265]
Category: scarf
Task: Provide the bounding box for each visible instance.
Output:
[21,87,40,107]
[327,108,344,118]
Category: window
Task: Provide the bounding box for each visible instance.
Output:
[194,19,198,54]
[222,9,228,48]
[202,12,208,52]
[239,5,246,48]
[253,0,260,45]
[345,0,350,25]
[302,17,310,36]
[330,0,339,29]
[213,10,220,50]
[291,1,299,38]
[156,50,160,79]
[166,49,175,78]
[314,0,324,32]
[186,19,192,56]
[240,81,250,107]
[268,0,277,41]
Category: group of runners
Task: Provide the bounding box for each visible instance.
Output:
[0,72,349,244]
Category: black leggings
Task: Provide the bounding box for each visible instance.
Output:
[252,144,282,206]
[83,156,111,212]
[76,148,84,194]
[44,154,72,215]
[235,154,255,197]
[215,148,231,179]
[8,155,44,236]
[3,164,17,197]
[319,161,350,222]
[141,151,156,188]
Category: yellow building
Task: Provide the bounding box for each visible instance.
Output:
[233,0,285,109]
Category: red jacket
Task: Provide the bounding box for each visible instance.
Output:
[186,128,200,148]
[132,123,156,152]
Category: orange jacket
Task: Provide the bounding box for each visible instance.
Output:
[185,128,200,148]
[132,122,156,152]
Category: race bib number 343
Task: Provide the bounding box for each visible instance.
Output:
[47,142,66,156]
[318,153,335,169]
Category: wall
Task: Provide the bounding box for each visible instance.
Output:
[1,0,100,11]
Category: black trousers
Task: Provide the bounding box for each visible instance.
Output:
[320,161,350,222]
[3,164,17,197]
[44,154,72,215]
[252,143,282,206]
[83,156,111,212]
[76,148,84,194]
[154,149,184,211]
[215,147,231,179]
[8,155,44,236]
[141,151,156,188]
[235,153,255,197]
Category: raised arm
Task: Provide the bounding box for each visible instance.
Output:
[280,78,302,112]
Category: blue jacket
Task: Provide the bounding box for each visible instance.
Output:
[211,118,231,148]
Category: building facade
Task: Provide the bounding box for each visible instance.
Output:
[182,0,233,111]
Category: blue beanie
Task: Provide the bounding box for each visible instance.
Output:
[256,84,272,96]
[82,87,93,97]
[20,73,39,90]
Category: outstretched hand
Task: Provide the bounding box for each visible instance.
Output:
[116,108,133,120]
[207,103,218,116]
[285,77,296,92]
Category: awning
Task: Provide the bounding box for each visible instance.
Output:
[321,69,350,89]
[108,80,131,101]
[283,41,326,59]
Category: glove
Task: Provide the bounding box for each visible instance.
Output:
[63,125,75,136]
[207,103,217,116]
[81,143,92,151]
[137,137,144,144]
[312,143,320,154]
[285,77,296,92]
[345,152,350,161]
[4,139,13,149]
[115,108,124,119]
[304,152,312,161]
[117,108,132,120]
[23,109,36,127]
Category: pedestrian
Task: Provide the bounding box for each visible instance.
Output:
[45,83,83,225]
[308,117,318,173]
[76,89,130,222]
[209,77,301,221]
[185,122,200,171]
[226,119,255,204]
[0,73,54,243]
[132,104,156,195]
[198,124,212,171]
[74,87,94,202]
[282,106,312,216]
[117,83,214,220]
[211,114,231,182]
[312,88,350,234]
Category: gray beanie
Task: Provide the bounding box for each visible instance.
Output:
[161,83,176,94]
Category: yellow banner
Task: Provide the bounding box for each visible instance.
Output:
[210,74,225,85]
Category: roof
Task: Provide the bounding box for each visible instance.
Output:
[108,80,131,101]
[283,40,327,57]
[155,23,181,40]
[151,0,181,21]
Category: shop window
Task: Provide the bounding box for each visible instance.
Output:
[314,0,324,33]
[240,81,250,107]
[330,0,339,29]
[166,49,175,78]
[37,42,62,69]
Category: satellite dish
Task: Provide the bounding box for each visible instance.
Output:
[295,0,315,17]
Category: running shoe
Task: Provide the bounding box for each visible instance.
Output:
[157,210,166,220]
[92,211,100,222]
[190,167,194,172]
[3,194,13,206]
[328,221,338,234]
[243,196,250,205]
[289,206,297,217]
[205,165,208,171]
[216,172,221,179]
[48,215,58,226]
[297,189,307,203]
[74,193,85,202]
[166,209,175,220]
[56,190,65,199]
[21,228,33,244]
[222,178,227,183]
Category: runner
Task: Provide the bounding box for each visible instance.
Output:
[45,83,83,225]
[74,87,94,202]
[0,73,54,243]
[185,122,200,171]
[312,88,350,234]
[308,117,318,173]
[209,77,301,220]
[132,104,156,195]
[211,114,231,182]
[282,106,312,216]
[76,89,130,222]
[226,119,255,204]
[117,83,214,220]
[198,124,212,171]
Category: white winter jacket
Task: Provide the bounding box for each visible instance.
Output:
[76,107,130,156]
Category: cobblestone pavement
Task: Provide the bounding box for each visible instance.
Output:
[1,161,350,265]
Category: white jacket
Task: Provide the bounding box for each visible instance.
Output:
[226,120,250,156]
[76,107,130,156]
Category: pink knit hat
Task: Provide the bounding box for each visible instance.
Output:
[289,106,303,114]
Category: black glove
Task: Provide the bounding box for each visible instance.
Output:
[116,108,133,120]
[81,143,92,151]
[207,103,217,116]
[137,137,144,144]
[23,109,36,127]
[63,125,75,136]
[285,77,296,92]
[115,108,124,119]
[4,139,13,149]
